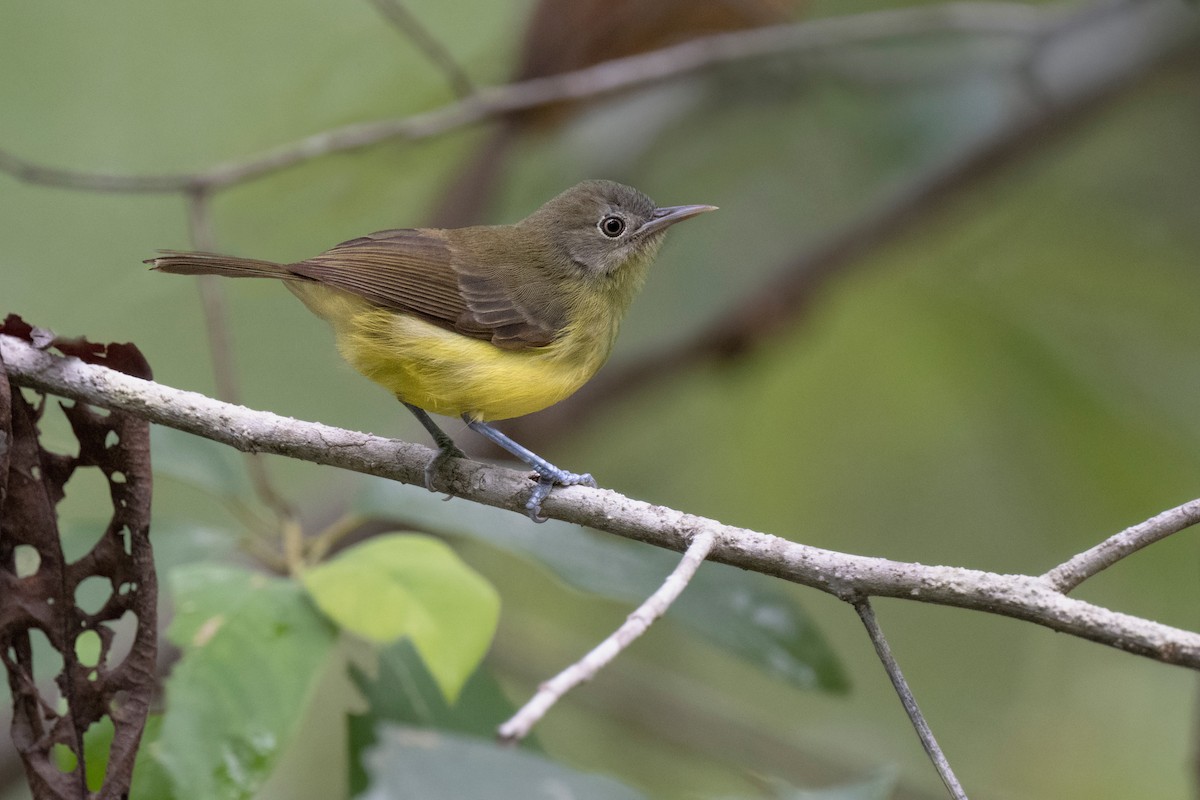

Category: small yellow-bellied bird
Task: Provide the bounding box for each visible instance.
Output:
[149,181,715,520]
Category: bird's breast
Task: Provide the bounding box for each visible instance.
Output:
[334,301,620,421]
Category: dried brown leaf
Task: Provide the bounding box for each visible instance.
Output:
[0,315,156,800]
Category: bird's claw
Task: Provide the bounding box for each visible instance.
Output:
[525,478,555,523]
[562,471,597,488]
[423,444,466,497]
[523,468,597,522]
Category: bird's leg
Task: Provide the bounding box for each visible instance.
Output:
[402,402,466,492]
[462,415,596,522]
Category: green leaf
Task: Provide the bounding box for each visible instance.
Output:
[130,715,175,800]
[678,565,847,692]
[153,563,336,800]
[82,716,114,793]
[52,714,113,792]
[347,640,526,796]
[357,482,845,691]
[359,726,647,800]
[301,534,499,702]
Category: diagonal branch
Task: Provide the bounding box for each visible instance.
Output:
[366,0,475,98]
[4,332,1200,672]
[497,529,716,743]
[854,599,966,800]
[1042,498,1200,593]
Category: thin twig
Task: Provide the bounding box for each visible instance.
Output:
[185,189,239,403]
[497,529,716,742]
[0,2,1089,195]
[854,599,967,799]
[185,189,297,526]
[305,513,369,565]
[281,517,306,576]
[1043,498,1200,593]
[366,0,474,98]
[0,148,187,193]
[488,642,948,800]
[239,532,289,574]
[5,333,1200,671]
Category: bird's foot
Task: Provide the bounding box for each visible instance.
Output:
[457,415,596,521]
[423,442,467,497]
[524,466,597,523]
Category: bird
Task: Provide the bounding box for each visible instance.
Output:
[148,180,716,520]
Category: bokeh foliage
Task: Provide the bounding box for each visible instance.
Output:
[3,0,1200,798]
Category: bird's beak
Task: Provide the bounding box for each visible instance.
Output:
[640,204,718,237]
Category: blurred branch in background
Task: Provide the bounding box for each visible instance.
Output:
[0,1,1165,196]
[427,0,798,227]
[366,0,475,99]
[503,0,1198,449]
[2,1,1192,473]
[184,188,298,528]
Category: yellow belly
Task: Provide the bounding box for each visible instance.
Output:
[289,283,615,421]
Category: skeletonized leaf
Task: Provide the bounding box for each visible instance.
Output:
[0,315,157,800]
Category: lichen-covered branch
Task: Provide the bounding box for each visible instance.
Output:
[4,332,1199,673]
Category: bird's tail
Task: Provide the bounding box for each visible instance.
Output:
[146,251,294,280]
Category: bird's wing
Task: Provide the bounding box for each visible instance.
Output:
[291,228,559,349]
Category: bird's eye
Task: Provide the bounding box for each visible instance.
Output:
[599,215,626,238]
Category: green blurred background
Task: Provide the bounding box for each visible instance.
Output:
[4,0,1200,798]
